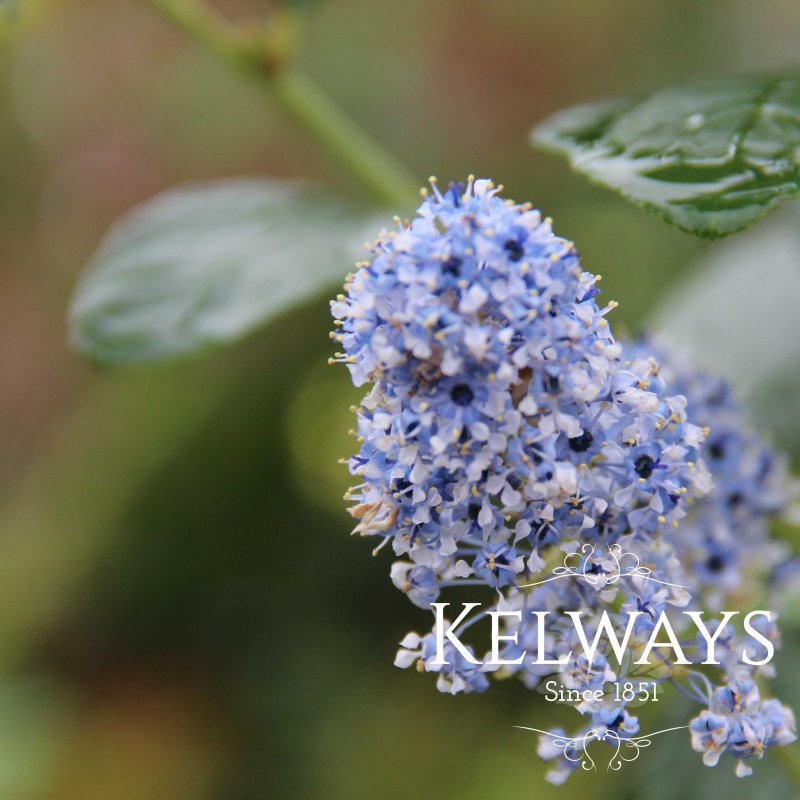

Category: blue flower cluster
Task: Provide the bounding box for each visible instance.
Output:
[629,338,796,606]
[690,680,795,777]
[529,339,798,783]
[332,177,708,581]
[331,178,797,781]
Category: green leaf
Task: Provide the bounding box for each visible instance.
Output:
[532,76,800,238]
[69,179,382,364]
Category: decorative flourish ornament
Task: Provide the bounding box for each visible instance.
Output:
[520,725,690,776]
[520,543,691,590]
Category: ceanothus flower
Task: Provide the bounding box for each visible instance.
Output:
[332,178,708,582]
[331,178,797,782]
[390,563,440,608]
[624,336,798,609]
[690,680,796,776]
[593,705,639,738]
[393,630,491,695]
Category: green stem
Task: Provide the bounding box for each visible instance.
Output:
[271,70,418,209]
[143,0,419,209]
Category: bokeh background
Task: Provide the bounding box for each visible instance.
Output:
[1,0,800,798]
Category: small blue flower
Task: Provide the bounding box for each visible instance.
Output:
[593,706,639,738]
[690,711,731,767]
[394,631,490,694]
[567,653,609,688]
[711,680,760,715]
[472,542,520,588]
[390,563,440,608]
[690,679,796,775]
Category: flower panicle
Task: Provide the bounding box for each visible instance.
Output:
[330,178,797,780]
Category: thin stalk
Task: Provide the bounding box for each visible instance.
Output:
[143,0,418,208]
[271,69,418,209]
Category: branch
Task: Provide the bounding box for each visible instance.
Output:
[143,0,419,209]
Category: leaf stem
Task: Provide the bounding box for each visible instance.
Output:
[143,0,419,209]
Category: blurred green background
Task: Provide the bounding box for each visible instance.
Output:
[1,0,799,798]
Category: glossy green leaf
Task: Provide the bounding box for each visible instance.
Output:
[69,179,382,364]
[532,76,800,238]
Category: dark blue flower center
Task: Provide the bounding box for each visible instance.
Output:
[443,256,462,276]
[634,455,655,478]
[450,383,474,406]
[393,478,412,493]
[708,441,725,459]
[568,430,594,452]
[503,239,524,262]
[706,554,725,573]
